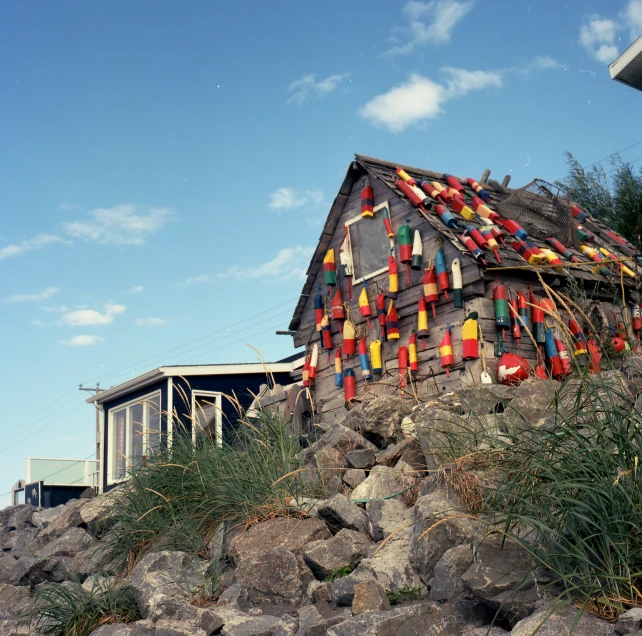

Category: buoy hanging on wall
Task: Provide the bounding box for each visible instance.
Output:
[334,349,343,387]
[517,291,530,332]
[398,220,413,285]
[370,339,382,374]
[508,297,521,346]
[411,230,423,271]
[358,337,372,381]
[388,254,399,299]
[493,279,511,331]
[376,291,386,340]
[339,226,354,300]
[343,319,356,358]
[434,241,449,299]
[440,326,454,377]
[361,177,374,219]
[358,284,372,329]
[308,344,319,386]
[462,312,479,360]
[408,332,419,372]
[451,258,463,309]
[386,300,400,340]
[302,357,311,388]
[344,368,356,405]
[417,297,430,349]
[323,249,336,291]
[423,264,439,318]
[496,352,530,386]
[330,286,345,330]
[320,315,333,352]
[398,346,409,395]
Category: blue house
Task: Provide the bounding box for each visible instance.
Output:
[86,355,303,492]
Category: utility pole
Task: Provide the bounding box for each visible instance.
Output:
[79,384,104,464]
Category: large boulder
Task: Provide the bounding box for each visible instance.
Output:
[7,528,39,558]
[511,603,615,635]
[411,490,481,585]
[0,583,31,618]
[343,396,414,446]
[303,425,377,464]
[343,469,366,489]
[0,553,16,584]
[128,550,207,619]
[502,378,557,429]
[0,505,36,533]
[32,505,65,529]
[36,499,88,543]
[301,529,372,580]
[350,466,408,502]
[346,449,376,470]
[228,517,330,566]
[331,567,377,607]
[311,447,347,494]
[234,546,314,607]
[36,527,96,559]
[79,493,114,538]
[461,536,540,624]
[351,580,390,615]
[11,555,72,585]
[316,495,368,534]
[428,544,473,603]
[616,607,642,634]
[366,498,410,542]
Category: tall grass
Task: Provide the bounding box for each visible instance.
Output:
[102,409,323,573]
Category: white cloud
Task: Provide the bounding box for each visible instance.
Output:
[626,0,642,39]
[528,56,566,71]
[384,0,474,56]
[2,287,60,304]
[134,317,167,327]
[127,285,145,294]
[63,204,173,245]
[219,246,314,282]
[442,67,503,96]
[58,203,80,211]
[60,304,125,327]
[287,73,350,106]
[60,334,105,347]
[268,188,324,211]
[579,16,619,63]
[0,234,67,261]
[182,274,211,286]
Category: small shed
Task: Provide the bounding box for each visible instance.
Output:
[288,155,639,418]
[87,356,303,491]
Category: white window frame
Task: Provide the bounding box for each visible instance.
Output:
[191,391,223,447]
[345,201,393,284]
[107,390,162,485]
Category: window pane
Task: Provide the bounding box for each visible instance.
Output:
[130,403,144,459]
[194,395,219,440]
[349,208,390,281]
[147,394,162,454]
[114,409,127,480]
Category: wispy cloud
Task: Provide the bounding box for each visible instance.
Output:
[268,188,324,211]
[526,56,566,71]
[63,204,173,246]
[58,203,80,211]
[60,334,105,347]
[287,73,350,106]
[0,234,67,261]
[60,303,125,327]
[134,317,167,327]
[2,287,60,304]
[127,285,145,295]
[579,15,619,63]
[625,0,642,40]
[219,246,314,282]
[383,0,474,57]
[182,274,211,286]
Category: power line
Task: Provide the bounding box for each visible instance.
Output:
[583,140,642,170]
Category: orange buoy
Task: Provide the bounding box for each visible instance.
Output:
[462,312,479,360]
[302,356,311,388]
[358,284,372,329]
[440,326,454,377]
[386,300,400,340]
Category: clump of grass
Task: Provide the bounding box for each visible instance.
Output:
[386,585,423,605]
[102,409,324,574]
[323,564,356,582]
[21,576,140,636]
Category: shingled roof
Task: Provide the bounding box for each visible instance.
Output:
[289,154,639,331]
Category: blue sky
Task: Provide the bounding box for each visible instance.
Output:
[1,0,641,506]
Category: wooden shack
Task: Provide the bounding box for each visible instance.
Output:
[288,155,640,418]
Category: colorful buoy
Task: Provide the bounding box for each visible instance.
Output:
[382,204,394,239]
[570,204,589,222]
[587,338,602,373]
[632,301,642,334]
[395,178,430,209]
[575,223,594,243]
[358,284,372,329]
[449,191,475,221]
[568,319,589,366]
[498,219,528,241]
[302,356,311,388]
[358,337,372,381]
[370,339,382,374]
[440,326,454,377]
[434,204,458,229]
[443,173,464,193]
[466,177,491,203]
[463,223,489,250]
[334,349,343,387]
[386,300,400,340]
[529,287,546,344]
[361,177,374,219]
[330,286,345,329]
[398,345,409,395]
[479,226,501,263]
[545,237,578,263]
[540,248,563,271]
[409,332,419,372]
[434,242,449,299]
[555,337,572,377]
[339,226,355,300]
[544,328,562,379]
[343,319,356,358]
[599,247,636,278]
[493,279,510,331]
[417,297,430,349]
[395,166,416,185]
[517,291,530,332]
[462,312,479,360]
[452,258,463,309]
[411,230,423,270]
[344,368,356,405]
[376,290,386,340]
[314,287,324,335]
[398,220,413,285]
[497,352,530,386]
[420,180,449,205]
[309,344,319,386]
[388,254,399,299]
[323,249,336,290]
[470,196,499,222]
[508,297,521,346]
[320,315,333,352]
[423,264,439,318]
[489,224,507,247]
[431,181,452,203]
[459,234,486,265]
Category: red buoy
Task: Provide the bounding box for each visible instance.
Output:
[508,297,521,345]
[398,345,409,396]
[496,352,530,385]
[423,265,439,318]
[376,290,386,340]
[555,338,572,378]
[439,326,454,377]
[302,357,311,388]
[344,368,356,405]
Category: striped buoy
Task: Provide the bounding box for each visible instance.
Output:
[466,178,491,203]
[344,368,356,405]
[529,287,546,344]
[545,237,578,263]
[323,249,336,290]
[420,180,448,205]
[570,204,588,222]
[509,297,521,345]
[361,177,374,218]
[386,300,400,340]
[358,337,372,381]
[555,337,572,377]
[498,219,528,241]
[339,226,355,300]
[411,230,423,270]
[443,174,464,193]
[471,196,499,222]
[544,327,562,379]
[462,312,479,360]
[493,278,510,330]
[449,191,475,221]
[409,332,419,372]
[440,326,454,376]
[497,352,530,385]
[417,297,430,349]
[376,290,386,340]
[587,338,602,373]
[309,344,319,386]
[302,357,311,387]
[511,240,543,265]
[370,339,382,374]
[605,229,636,253]
[395,179,430,209]
[343,319,356,358]
[517,291,530,331]
[451,258,463,309]
[398,346,409,395]
[388,254,399,299]
[632,302,642,334]
[423,264,439,318]
[458,234,486,265]
[434,242,449,299]
[599,247,636,278]
[320,315,333,352]
[540,248,563,271]
[489,224,507,247]
[525,241,546,263]
[463,223,489,250]
[431,181,452,203]
[382,204,394,238]
[330,286,344,329]
[434,204,458,229]
[574,223,594,243]
[314,288,324,335]
[398,220,412,284]
[479,226,501,263]
[395,166,416,185]
[335,349,343,387]
[568,319,589,365]
[358,284,372,329]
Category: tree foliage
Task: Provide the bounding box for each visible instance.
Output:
[558,151,642,247]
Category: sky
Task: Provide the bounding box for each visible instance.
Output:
[1,0,642,507]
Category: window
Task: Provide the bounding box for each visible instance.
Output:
[108,391,162,483]
[191,391,223,446]
[345,202,392,283]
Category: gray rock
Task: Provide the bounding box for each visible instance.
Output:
[429,544,473,602]
[326,602,427,635]
[301,529,372,580]
[79,493,113,538]
[331,567,376,607]
[217,582,250,610]
[128,550,207,619]
[32,505,66,529]
[350,465,410,502]
[148,599,226,635]
[344,396,414,446]
[221,613,281,636]
[91,625,135,636]
[11,555,72,585]
[0,505,36,532]
[312,447,347,494]
[234,546,314,606]
[351,580,390,615]
[622,356,642,392]
[0,583,31,618]
[36,499,88,543]
[37,527,96,559]
[346,449,376,470]
[0,553,16,584]
[411,490,480,584]
[511,603,615,635]
[7,528,39,558]
[366,498,410,542]
[273,614,299,636]
[303,425,377,464]
[70,540,118,579]
[458,386,516,415]
[296,604,325,635]
[616,607,642,635]
[228,517,330,566]
[316,494,368,534]
[468,628,509,635]
[307,580,331,603]
[462,536,539,624]
[343,469,366,489]
[503,378,558,428]
[375,437,424,468]
[82,573,116,592]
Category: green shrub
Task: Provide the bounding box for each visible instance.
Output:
[323,564,356,582]
[386,585,423,605]
[21,576,140,636]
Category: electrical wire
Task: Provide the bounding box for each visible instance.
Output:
[583,140,642,170]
